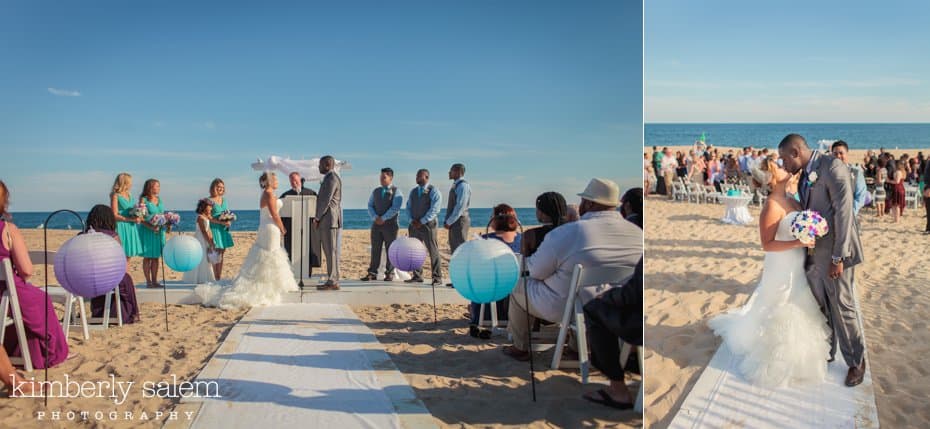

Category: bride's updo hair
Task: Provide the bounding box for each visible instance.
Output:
[759,156,779,187]
[259,171,275,189]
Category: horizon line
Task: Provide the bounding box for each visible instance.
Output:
[646,121,930,125]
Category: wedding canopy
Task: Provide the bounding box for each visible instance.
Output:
[251,155,352,183]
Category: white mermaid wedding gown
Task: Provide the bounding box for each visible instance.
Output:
[708,211,831,387]
[195,198,298,309]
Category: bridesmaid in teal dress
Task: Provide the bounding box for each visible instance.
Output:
[207,178,235,280]
[109,173,143,259]
[139,179,167,288]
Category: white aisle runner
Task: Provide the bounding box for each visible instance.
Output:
[181,304,436,429]
[669,345,879,428]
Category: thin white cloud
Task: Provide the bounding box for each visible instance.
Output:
[646,94,930,123]
[47,87,81,97]
[203,121,216,130]
[648,78,923,91]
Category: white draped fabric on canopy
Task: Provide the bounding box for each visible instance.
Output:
[250,155,352,183]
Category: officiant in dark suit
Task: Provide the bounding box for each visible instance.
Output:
[280,171,320,274]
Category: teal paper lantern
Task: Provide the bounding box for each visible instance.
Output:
[163,235,203,272]
[449,239,520,304]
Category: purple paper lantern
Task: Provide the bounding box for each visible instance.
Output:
[388,237,428,272]
[54,231,127,298]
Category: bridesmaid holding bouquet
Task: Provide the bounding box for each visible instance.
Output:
[139,179,167,288]
[109,173,143,261]
[207,178,235,280]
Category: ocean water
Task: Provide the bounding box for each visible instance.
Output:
[9,208,541,232]
[646,123,930,151]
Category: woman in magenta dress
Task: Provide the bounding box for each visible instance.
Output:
[85,205,140,324]
[0,181,69,369]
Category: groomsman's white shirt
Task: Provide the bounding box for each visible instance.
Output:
[524,210,643,323]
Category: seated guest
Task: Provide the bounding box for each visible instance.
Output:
[502,178,642,361]
[565,204,581,222]
[0,346,38,396]
[85,205,141,324]
[619,188,643,229]
[582,257,643,410]
[468,204,521,339]
[521,192,568,258]
[0,181,69,368]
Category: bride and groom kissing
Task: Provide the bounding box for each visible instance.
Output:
[710,133,867,388]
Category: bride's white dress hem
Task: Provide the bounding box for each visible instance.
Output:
[195,198,298,310]
[708,210,831,388]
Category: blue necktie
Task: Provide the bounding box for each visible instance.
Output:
[800,170,809,202]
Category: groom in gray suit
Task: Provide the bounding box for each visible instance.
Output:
[314,155,342,290]
[778,134,866,387]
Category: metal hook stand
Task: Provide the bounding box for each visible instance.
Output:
[158,229,175,331]
[41,210,86,407]
[484,216,535,402]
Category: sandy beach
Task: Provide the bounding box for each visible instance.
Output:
[3,227,639,428]
[644,197,930,428]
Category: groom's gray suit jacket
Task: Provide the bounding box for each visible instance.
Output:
[800,151,865,367]
[801,152,863,271]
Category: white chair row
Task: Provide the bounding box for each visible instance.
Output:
[534,263,642,411]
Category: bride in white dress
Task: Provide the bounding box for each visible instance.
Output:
[195,172,298,309]
[708,157,830,387]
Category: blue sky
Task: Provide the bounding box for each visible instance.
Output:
[646,0,930,123]
[1,1,642,211]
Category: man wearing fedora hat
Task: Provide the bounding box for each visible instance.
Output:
[502,178,643,366]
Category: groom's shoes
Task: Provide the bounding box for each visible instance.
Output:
[845,361,866,387]
[317,280,340,291]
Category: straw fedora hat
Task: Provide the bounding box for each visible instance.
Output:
[578,178,621,207]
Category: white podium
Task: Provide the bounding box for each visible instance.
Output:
[282,195,316,280]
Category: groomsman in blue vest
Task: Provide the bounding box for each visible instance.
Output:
[361,168,404,282]
[444,163,471,287]
[405,169,443,286]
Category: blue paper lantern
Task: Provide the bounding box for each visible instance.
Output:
[54,232,126,298]
[449,239,520,304]
[163,235,203,272]
[388,237,428,272]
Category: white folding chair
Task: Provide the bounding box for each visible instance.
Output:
[620,342,645,413]
[30,251,90,340]
[904,187,919,209]
[755,189,768,207]
[0,258,34,372]
[703,185,720,204]
[550,264,635,384]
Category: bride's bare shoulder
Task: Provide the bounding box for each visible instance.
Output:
[260,189,273,207]
[760,198,788,223]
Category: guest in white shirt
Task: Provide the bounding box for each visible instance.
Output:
[502,178,643,361]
